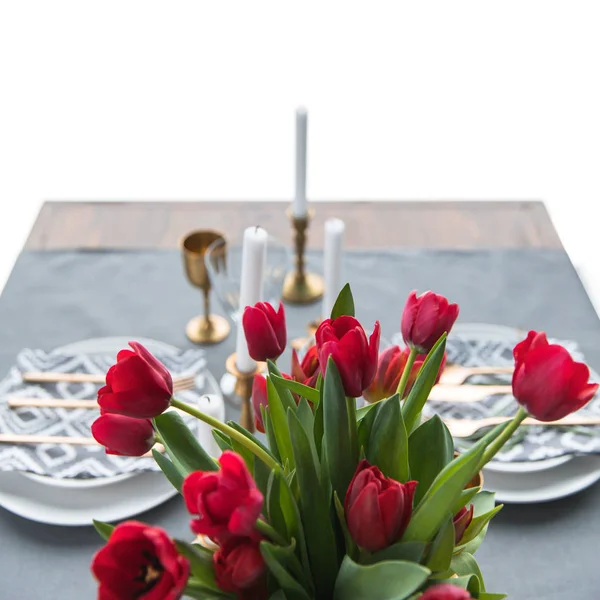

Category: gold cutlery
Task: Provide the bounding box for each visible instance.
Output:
[428,384,512,403]
[444,415,600,438]
[20,371,196,391]
[9,398,99,409]
[437,364,513,385]
[0,433,163,457]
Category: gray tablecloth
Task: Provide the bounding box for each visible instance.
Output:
[0,248,598,599]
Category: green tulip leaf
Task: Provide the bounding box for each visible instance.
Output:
[288,410,339,599]
[408,415,454,504]
[268,361,297,413]
[211,430,232,453]
[357,400,380,457]
[330,283,355,319]
[152,449,184,493]
[296,397,320,469]
[401,335,447,434]
[425,515,454,573]
[154,411,218,474]
[367,393,410,483]
[253,455,271,498]
[275,471,313,587]
[227,420,277,460]
[313,382,325,460]
[267,471,289,540]
[477,593,507,599]
[451,551,485,592]
[271,375,320,405]
[262,406,281,463]
[356,400,381,422]
[333,491,358,560]
[92,519,114,541]
[451,486,480,515]
[267,378,296,472]
[260,540,311,600]
[367,541,427,565]
[323,358,357,499]
[333,556,430,600]
[471,490,497,515]
[456,505,503,548]
[174,540,219,592]
[401,442,485,543]
[269,593,289,600]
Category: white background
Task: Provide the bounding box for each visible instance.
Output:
[1,1,599,310]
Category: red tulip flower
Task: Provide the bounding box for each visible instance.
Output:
[291,345,320,388]
[420,583,473,599]
[344,459,417,552]
[512,331,599,421]
[97,342,173,419]
[363,345,447,403]
[401,291,459,353]
[91,521,189,600]
[251,374,269,434]
[213,536,268,600]
[453,504,474,544]
[91,413,155,456]
[242,302,287,362]
[182,451,263,542]
[316,316,380,398]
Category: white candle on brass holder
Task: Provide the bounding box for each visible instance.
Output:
[234,226,267,373]
[293,107,308,218]
[322,218,345,318]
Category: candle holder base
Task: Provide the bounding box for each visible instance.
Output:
[224,353,265,432]
[186,315,230,345]
[282,272,324,305]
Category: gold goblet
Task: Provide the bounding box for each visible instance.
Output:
[181,230,231,344]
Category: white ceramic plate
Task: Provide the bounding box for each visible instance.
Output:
[0,469,178,526]
[20,336,181,489]
[484,455,600,503]
[448,323,586,475]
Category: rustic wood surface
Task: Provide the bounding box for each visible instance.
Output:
[24,200,562,250]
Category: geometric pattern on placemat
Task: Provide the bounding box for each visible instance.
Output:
[0,348,206,479]
[391,327,600,462]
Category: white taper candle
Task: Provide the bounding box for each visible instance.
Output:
[235,226,267,372]
[322,218,345,318]
[293,107,308,218]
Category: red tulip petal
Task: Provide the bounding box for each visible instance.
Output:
[274,303,287,351]
[109,355,172,397]
[378,485,404,544]
[363,321,381,387]
[348,483,388,551]
[129,341,174,392]
[320,341,363,398]
[228,488,264,536]
[242,307,281,361]
[219,450,257,490]
[98,390,171,419]
[401,291,419,344]
[513,331,548,364]
[91,414,155,456]
[412,292,440,348]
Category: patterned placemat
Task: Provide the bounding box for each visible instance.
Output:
[0,348,207,479]
[392,324,600,462]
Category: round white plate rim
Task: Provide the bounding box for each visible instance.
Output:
[20,336,180,489]
[0,470,177,526]
[448,322,582,474]
[484,455,600,503]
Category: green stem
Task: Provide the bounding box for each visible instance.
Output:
[171,397,280,471]
[478,406,528,469]
[396,347,418,399]
[346,396,359,465]
[255,519,288,546]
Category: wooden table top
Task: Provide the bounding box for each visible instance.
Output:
[25,200,562,250]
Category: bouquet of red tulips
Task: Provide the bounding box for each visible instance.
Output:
[90,286,598,600]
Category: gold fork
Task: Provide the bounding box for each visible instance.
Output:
[20,372,196,392]
[444,415,600,438]
[438,364,513,385]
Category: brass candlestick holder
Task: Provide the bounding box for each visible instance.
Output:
[282,208,324,304]
[225,353,264,433]
[181,230,231,345]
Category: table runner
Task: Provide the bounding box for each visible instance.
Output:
[0,248,598,599]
